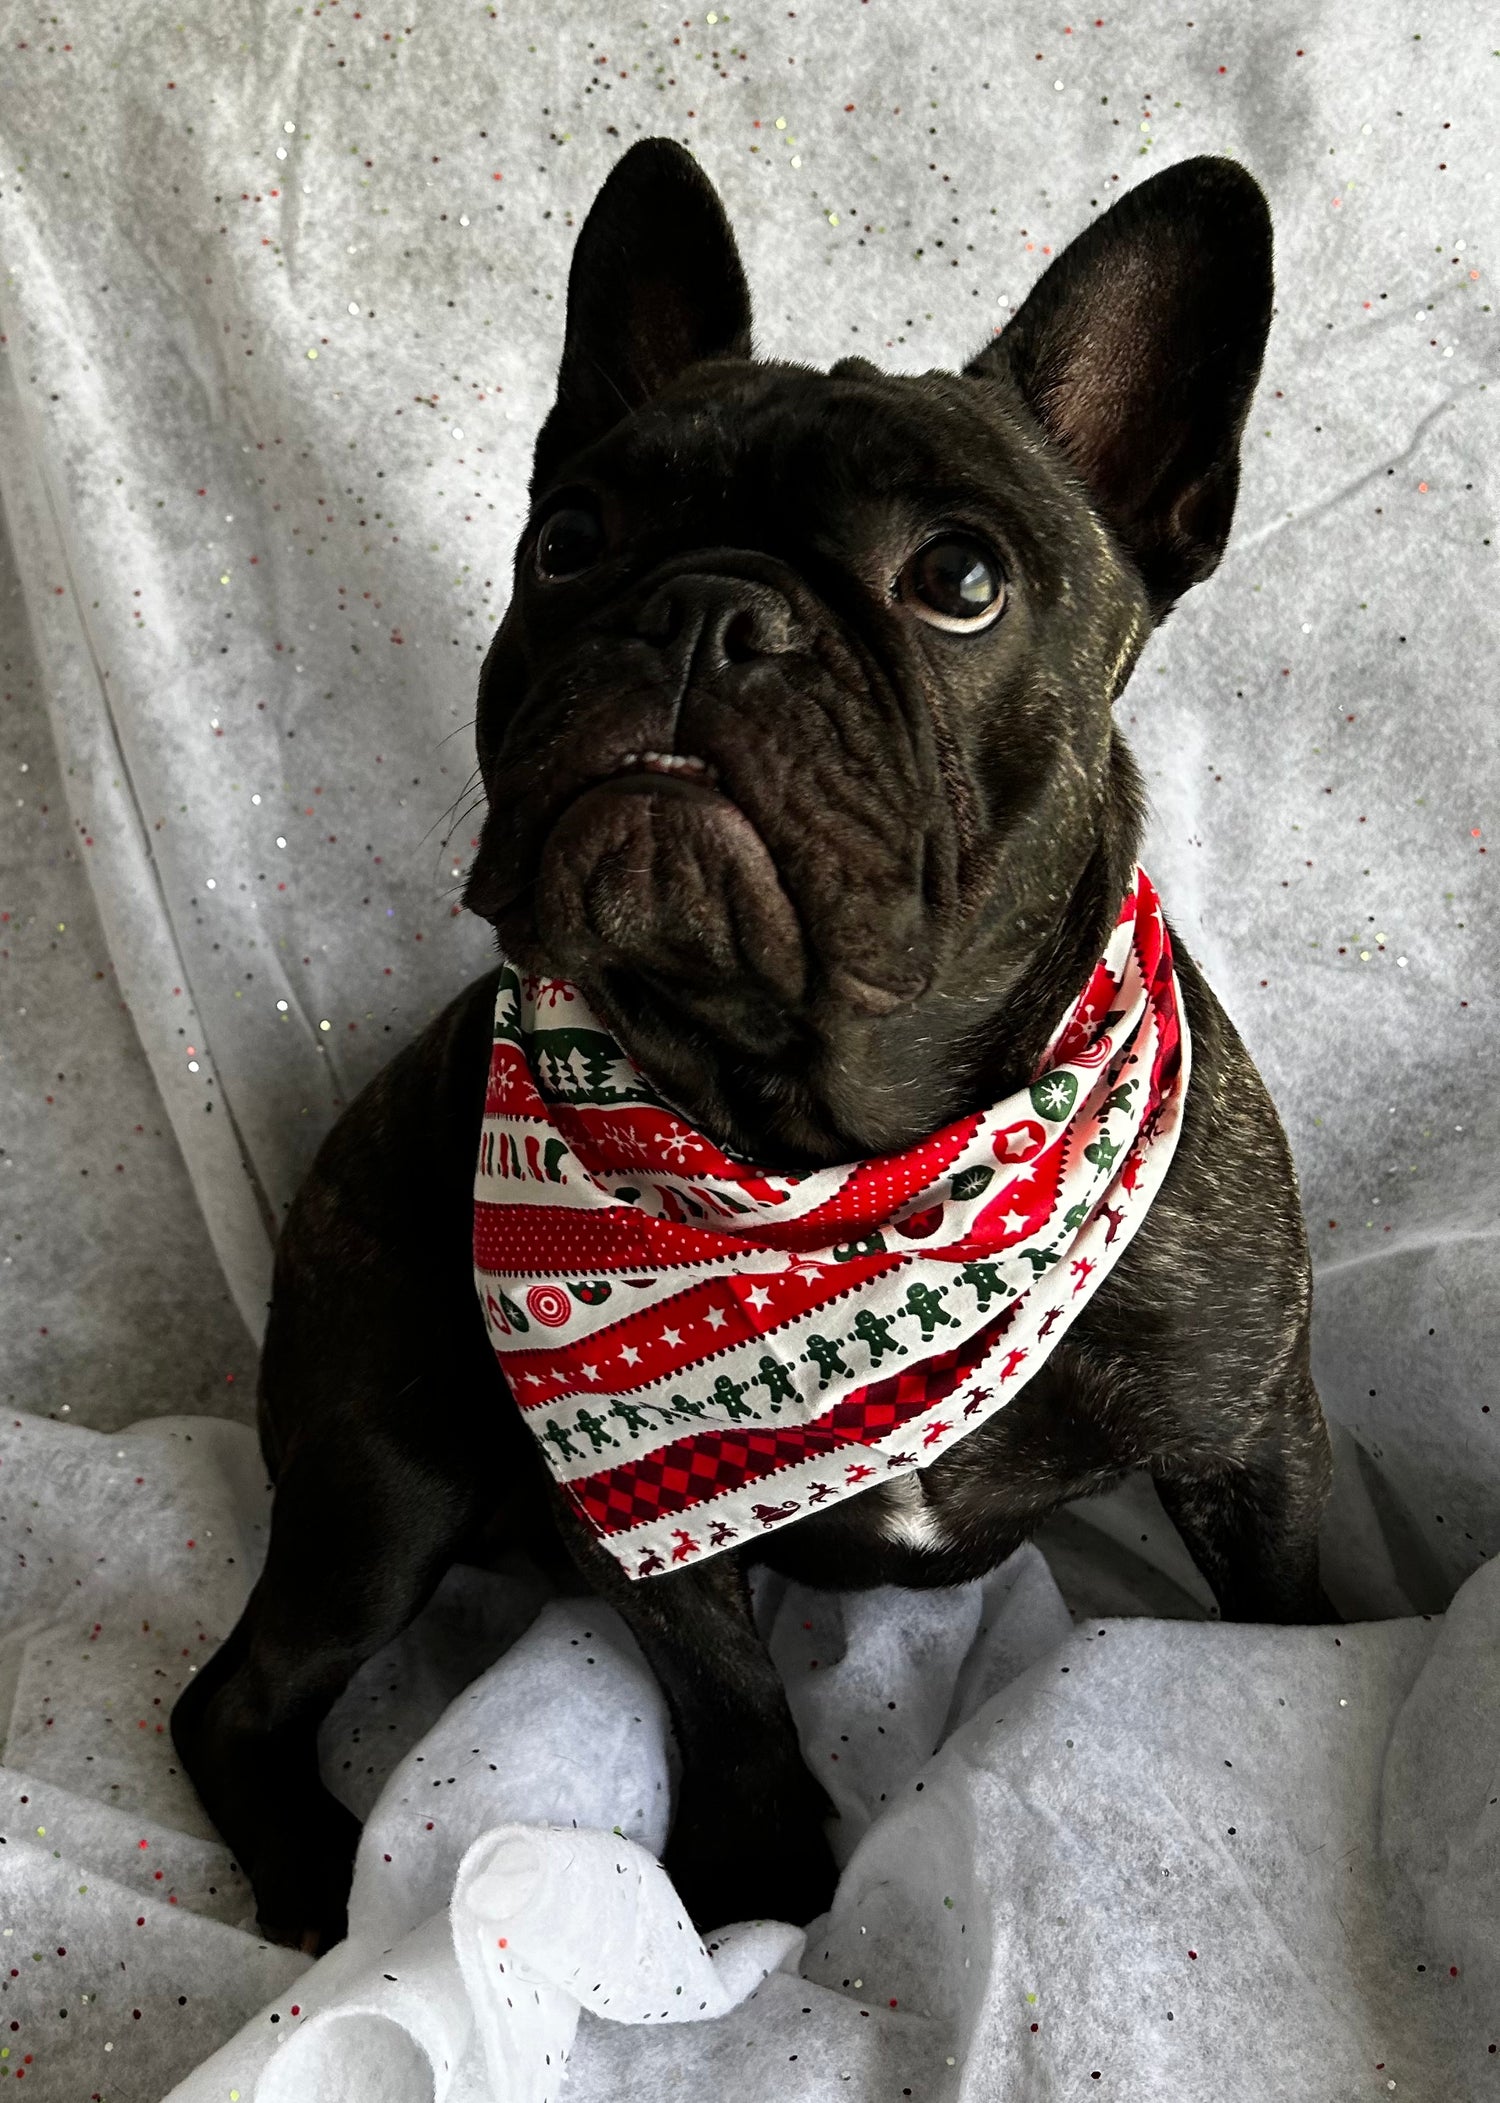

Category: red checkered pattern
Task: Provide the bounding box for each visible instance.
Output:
[571,1301,1021,1533]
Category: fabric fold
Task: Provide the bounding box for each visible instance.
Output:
[452,1823,806,2100]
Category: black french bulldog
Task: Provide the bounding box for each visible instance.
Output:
[172,139,1334,1957]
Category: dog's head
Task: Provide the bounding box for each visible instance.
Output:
[465,140,1271,1162]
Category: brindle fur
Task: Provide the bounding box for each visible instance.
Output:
[173,141,1334,1953]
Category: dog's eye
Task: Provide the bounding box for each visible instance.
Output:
[900,535,1006,632]
[534,504,606,581]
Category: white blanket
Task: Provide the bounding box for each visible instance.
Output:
[1,0,1497,2096]
[1,1410,1495,2099]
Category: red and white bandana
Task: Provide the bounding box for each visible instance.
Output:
[473,865,1190,1581]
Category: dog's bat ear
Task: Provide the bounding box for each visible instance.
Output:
[530,139,753,494]
[966,156,1273,620]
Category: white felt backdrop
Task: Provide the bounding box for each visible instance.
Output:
[0,1,1497,2097]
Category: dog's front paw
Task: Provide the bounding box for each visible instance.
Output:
[665,1763,839,1933]
[246,1789,362,1957]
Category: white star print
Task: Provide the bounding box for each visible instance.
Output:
[579,1364,599,1381]
[619,1345,641,1366]
[1000,1211,1027,1233]
[660,1327,683,1349]
[704,1306,728,1330]
[999,1128,1034,1159]
[746,1284,773,1311]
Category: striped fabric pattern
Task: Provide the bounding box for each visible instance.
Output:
[473,866,1189,1580]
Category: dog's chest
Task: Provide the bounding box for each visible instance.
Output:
[752,1388,1081,1589]
[875,1471,964,1554]
[746,1352,1129,1590]
[756,1452,1016,1589]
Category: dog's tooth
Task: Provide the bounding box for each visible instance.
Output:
[610,749,712,777]
[645,752,707,773]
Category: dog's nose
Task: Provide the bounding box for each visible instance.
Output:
[635,574,795,668]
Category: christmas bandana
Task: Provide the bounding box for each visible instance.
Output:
[473,865,1190,1580]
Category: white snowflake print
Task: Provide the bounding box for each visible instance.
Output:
[1033,1075,1075,1117]
[660,1121,702,1165]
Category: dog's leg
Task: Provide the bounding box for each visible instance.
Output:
[1152,1377,1335,1624]
[558,1510,839,1930]
[172,1434,477,1954]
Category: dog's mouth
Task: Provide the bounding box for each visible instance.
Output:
[598,749,721,793]
[544,747,730,832]
[466,747,731,918]
[469,737,808,1007]
[467,728,931,1023]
